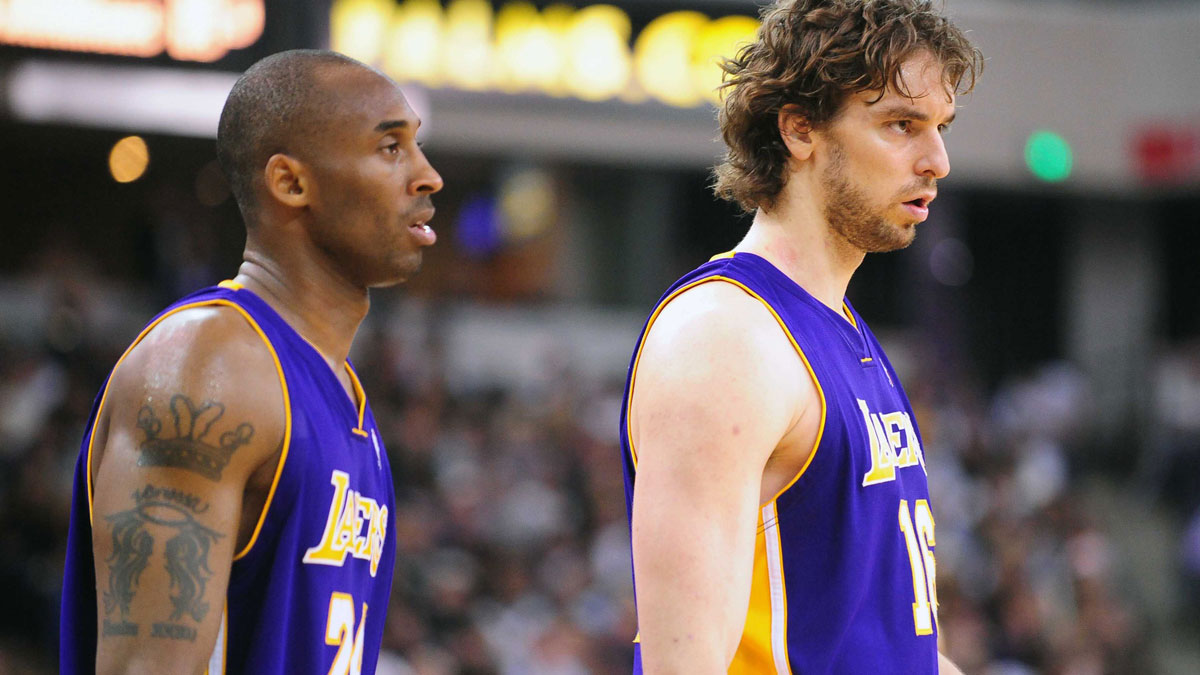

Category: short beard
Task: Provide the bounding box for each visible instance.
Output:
[821,143,917,254]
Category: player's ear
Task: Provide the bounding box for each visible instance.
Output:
[778,104,814,162]
[264,154,310,209]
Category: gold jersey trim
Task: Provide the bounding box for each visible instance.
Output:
[344,363,369,436]
[625,274,827,501]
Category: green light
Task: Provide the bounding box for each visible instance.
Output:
[1025,130,1073,182]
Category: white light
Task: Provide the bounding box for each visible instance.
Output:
[8,60,238,137]
[0,0,266,62]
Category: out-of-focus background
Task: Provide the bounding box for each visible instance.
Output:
[1,0,1199,672]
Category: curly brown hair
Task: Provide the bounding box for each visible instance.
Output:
[712,0,983,212]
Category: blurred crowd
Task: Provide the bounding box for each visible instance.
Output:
[0,261,1197,674]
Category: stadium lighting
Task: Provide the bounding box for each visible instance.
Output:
[563,5,631,102]
[634,11,708,107]
[495,2,562,93]
[442,0,494,91]
[109,136,149,183]
[1025,130,1074,182]
[8,60,237,138]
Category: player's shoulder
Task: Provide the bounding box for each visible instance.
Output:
[632,276,809,451]
[108,304,286,423]
[646,277,790,355]
[91,302,288,479]
[130,303,275,370]
[639,277,804,399]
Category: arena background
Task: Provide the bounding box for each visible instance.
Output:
[2,0,1199,672]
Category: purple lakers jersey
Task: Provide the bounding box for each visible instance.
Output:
[61,282,397,674]
[620,252,939,674]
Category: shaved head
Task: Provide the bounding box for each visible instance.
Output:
[216,49,385,223]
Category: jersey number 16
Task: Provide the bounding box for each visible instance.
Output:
[898,499,937,636]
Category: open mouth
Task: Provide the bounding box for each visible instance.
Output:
[407,212,437,246]
[904,197,929,209]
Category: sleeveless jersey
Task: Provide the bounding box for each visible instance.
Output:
[61,282,397,675]
[620,252,939,674]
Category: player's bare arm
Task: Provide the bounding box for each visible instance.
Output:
[629,281,819,674]
[88,307,285,675]
[939,652,966,674]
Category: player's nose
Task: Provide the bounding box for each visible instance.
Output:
[410,149,443,195]
[916,131,950,180]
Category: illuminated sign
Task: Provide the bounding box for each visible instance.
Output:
[0,0,265,62]
[331,0,760,108]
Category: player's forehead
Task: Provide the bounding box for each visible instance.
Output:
[846,51,957,119]
[315,65,420,136]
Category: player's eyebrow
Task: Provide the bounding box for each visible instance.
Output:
[374,120,410,133]
[874,104,956,126]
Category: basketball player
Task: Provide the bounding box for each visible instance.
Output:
[60,50,442,674]
[619,1,983,672]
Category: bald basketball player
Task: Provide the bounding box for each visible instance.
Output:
[60,50,442,674]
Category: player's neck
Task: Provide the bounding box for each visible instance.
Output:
[735,199,864,317]
[232,243,368,367]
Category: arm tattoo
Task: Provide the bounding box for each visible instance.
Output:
[103,512,154,636]
[136,394,254,480]
[100,484,224,642]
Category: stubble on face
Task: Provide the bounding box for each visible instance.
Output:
[820,141,920,254]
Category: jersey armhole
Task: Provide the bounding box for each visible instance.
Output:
[624,275,827,505]
[230,305,292,561]
[86,299,292,530]
[625,275,826,488]
[713,278,826,504]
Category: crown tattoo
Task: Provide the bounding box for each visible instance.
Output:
[136,395,254,481]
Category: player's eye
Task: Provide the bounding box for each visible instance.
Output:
[889,120,912,134]
[937,123,951,135]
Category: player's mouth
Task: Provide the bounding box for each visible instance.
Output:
[902,194,934,222]
[408,209,437,246]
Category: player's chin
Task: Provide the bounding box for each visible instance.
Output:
[368,252,424,288]
[892,227,918,251]
[869,224,917,253]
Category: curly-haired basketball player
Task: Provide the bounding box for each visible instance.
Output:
[619,1,983,672]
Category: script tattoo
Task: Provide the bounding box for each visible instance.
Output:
[100,485,223,642]
[136,394,254,480]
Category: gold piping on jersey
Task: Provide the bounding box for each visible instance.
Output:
[625,274,827,505]
[282,320,369,439]
[344,363,369,437]
[842,302,858,328]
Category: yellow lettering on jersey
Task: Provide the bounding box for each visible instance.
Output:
[860,401,926,487]
[304,471,353,565]
[907,413,927,471]
[860,399,896,486]
[884,412,922,469]
[303,470,389,577]
[335,495,360,551]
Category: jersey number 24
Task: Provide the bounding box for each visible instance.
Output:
[326,592,368,675]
